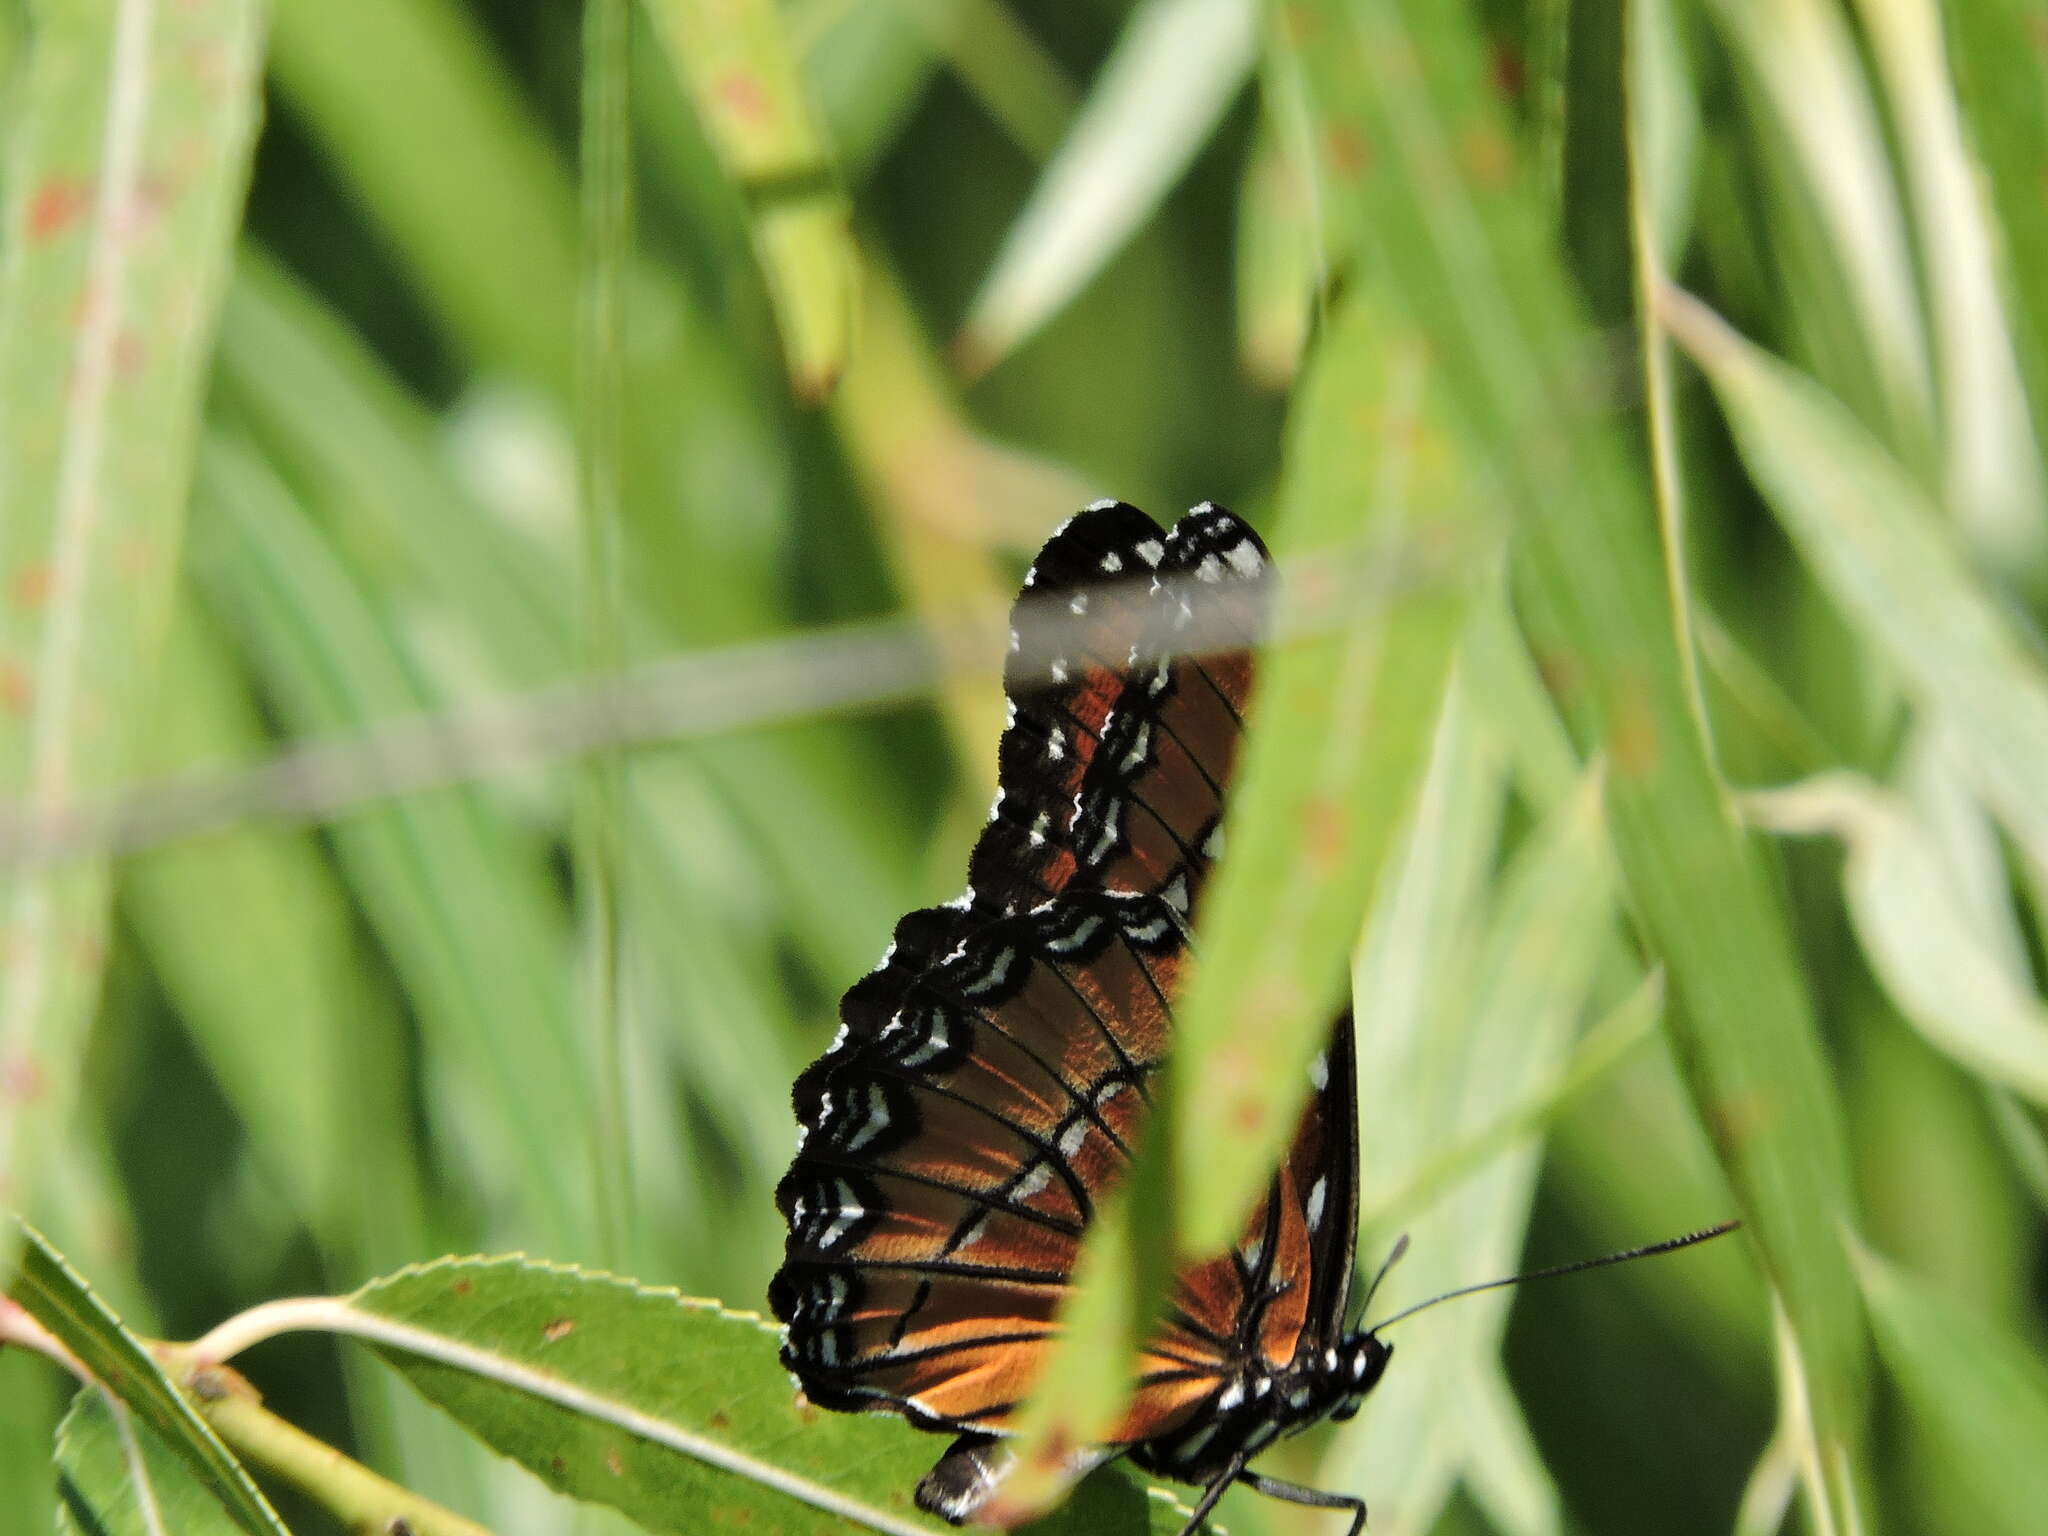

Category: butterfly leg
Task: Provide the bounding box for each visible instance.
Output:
[916,1432,1012,1525]
[1235,1469,1367,1536]
[1171,1451,1251,1536]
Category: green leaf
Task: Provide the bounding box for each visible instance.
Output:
[1327,762,1612,1533]
[56,1390,245,1536]
[1665,293,2048,891]
[956,0,1258,372]
[1275,5,1869,1529]
[189,433,595,1260]
[344,1256,1183,1535]
[1700,0,1933,452]
[644,0,858,398]
[1173,292,1488,1253]
[1747,773,2048,1105]
[10,1225,286,1536]
[1850,0,2048,579]
[0,0,264,1278]
[1861,1250,2048,1536]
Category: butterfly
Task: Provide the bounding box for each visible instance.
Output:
[770,500,1386,1533]
[768,500,1735,1533]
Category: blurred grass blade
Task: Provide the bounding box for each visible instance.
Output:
[1626,0,1708,744]
[1272,4,1868,1527]
[1331,766,1610,1535]
[1746,775,2048,1105]
[268,0,580,390]
[1700,0,1932,451]
[883,0,1076,161]
[121,603,384,1240]
[1175,294,1488,1253]
[191,433,594,1260]
[1860,1250,2048,1536]
[0,0,264,1273]
[1461,1362,1563,1536]
[645,0,857,398]
[1235,104,1319,388]
[1663,289,2048,883]
[578,0,634,1267]
[956,0,1257,373]
[11,1225,286,1536]
[1852,0,2048,580]
[1944,0,2048,489]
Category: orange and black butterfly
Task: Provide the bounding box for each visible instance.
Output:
[770,501,1387,1533]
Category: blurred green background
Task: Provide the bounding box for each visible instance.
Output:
[3,0,2047,1533]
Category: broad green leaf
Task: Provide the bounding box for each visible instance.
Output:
[1275,6,1868,1529]
[1861,1251,2048,1536]
[644,0,857,398]
[0,0,264,1275]
[9,1225,286,1536]
[957,0,1257,372]
[341,1256,1183,1535]
[1747,774,2048,1105]
[55,1391,243,1536]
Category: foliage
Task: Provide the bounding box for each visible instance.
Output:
[2,0,2045,1533]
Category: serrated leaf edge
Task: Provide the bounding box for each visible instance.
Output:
[345,1253,937,1536]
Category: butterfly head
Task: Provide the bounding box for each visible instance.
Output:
[1324,1329,1393,1423]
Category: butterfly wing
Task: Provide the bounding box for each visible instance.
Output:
[772,501,1353,1453]
[969,502,1267,918]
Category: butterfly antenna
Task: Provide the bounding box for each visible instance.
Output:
[1366,1221,1740,1334]
[1357,1232,1410,1320]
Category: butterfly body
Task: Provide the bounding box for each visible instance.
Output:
[771,502,1381,1532]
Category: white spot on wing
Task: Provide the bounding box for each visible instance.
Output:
[1100,551,1123,573]
[1306,1175,1328,1232]
[1224,539,1264,576]
[1135,538,1164,567]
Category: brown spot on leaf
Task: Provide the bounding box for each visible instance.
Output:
[0,661,31,714]
[716,71,771,126]
[543,1316,575,1342]
[606,1446,625,1477]
[452,1278,473,1296]
[708,1410,730,1430]
[12,565,52,608]
[1490,41,1528,99]
[1304,796,1349,874]
[550,1455,567,1477]
[28,181,88,241]
[1324,125,1371,179]
[2,1054,43,1104]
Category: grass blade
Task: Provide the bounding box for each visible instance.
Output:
[0,0,264,1273]
[1276,6,1870,1529]
[956,0,1257,373]
[1861,1250,2048,1536]
[644,0,857,398]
